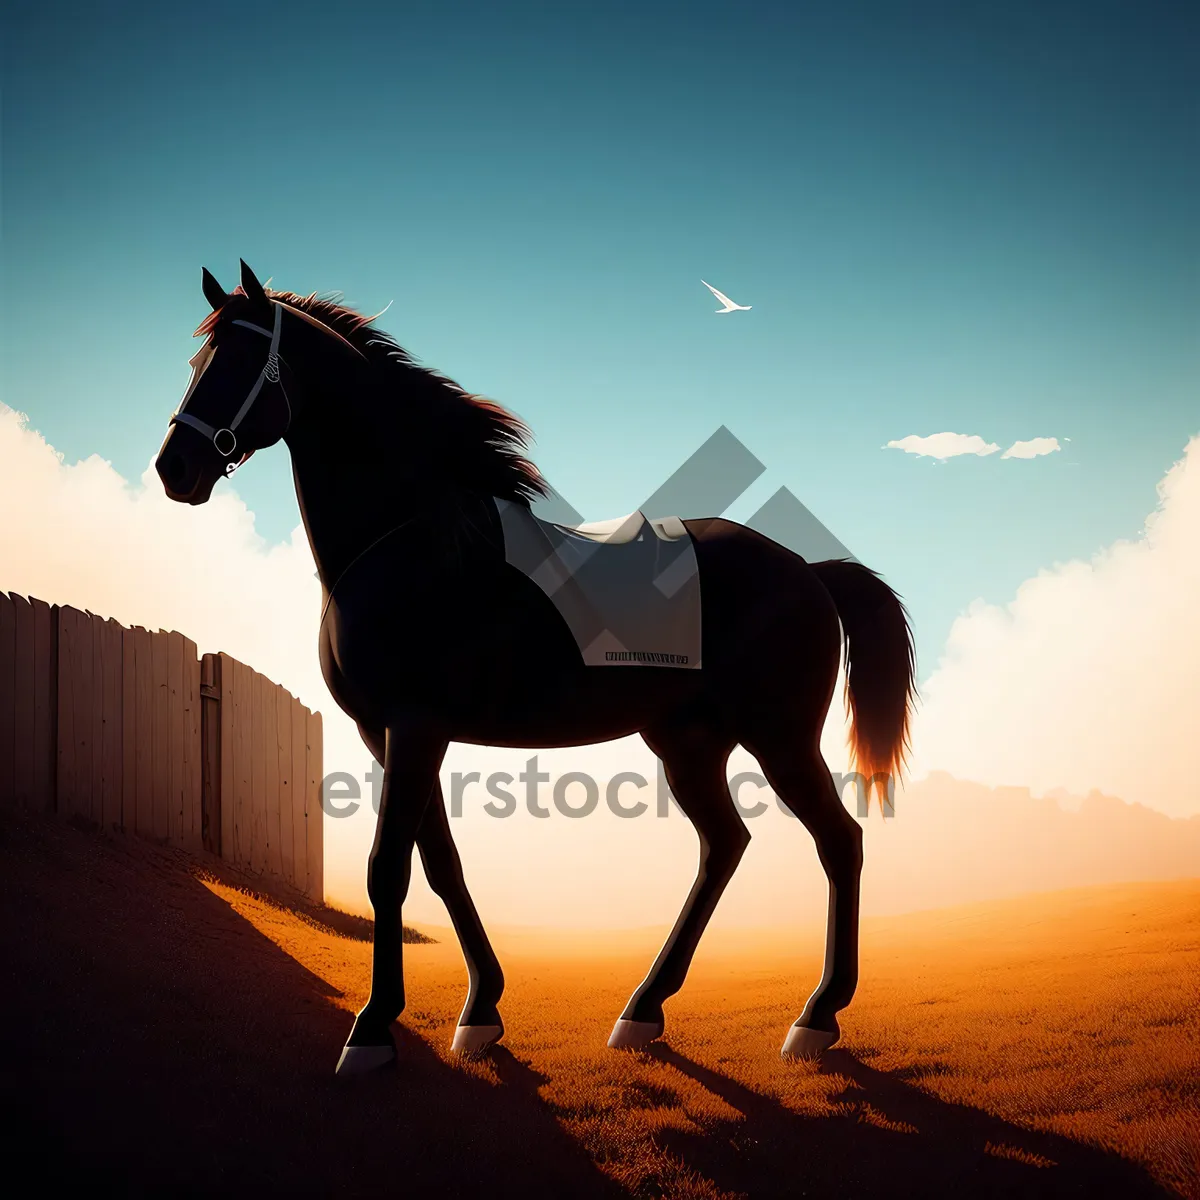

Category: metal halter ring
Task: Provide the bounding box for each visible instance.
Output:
[213,428,237,457]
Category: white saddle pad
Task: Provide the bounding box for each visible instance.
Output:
[494,498,702,668]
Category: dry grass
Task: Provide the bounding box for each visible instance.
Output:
[202,875,1200,1199]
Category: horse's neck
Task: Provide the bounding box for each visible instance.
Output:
[287,402,495,590]
[285,387,412,586]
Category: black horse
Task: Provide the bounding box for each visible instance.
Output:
[155,261,917,1076]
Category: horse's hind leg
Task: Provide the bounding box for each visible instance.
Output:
[745,726,863,1059]
[608,713,746,1051]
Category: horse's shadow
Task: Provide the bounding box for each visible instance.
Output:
[636,1042,1175,1199]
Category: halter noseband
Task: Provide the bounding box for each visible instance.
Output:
[170,300,292,458]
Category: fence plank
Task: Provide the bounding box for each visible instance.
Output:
[151,631,170,839]
[67,607,91,819]
[54,607,74,816]
[202,654,224,856]
[31,599,55,812]
[121,627,137,829]
[11,595,36,808]
[98,618,123,830]
[250,669,267,874]
[277,689,294,887]
[290,695,307,893]
[0,593,15,806]
[182,638,201,852]
[218,655,235,864]
[233,658,253,870]
[71,607,94,819]
[306,709,323,901]
[263,681,282,878]
[166,632,185,845]
[134,626,154,836]
[84,612,105,826]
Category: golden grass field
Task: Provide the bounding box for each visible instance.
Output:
[209,875,1200,1198]
[3,810,1197,1199]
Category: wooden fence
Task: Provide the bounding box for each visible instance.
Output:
[0,593,322,900]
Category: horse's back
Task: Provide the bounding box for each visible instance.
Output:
[685,516,843,679]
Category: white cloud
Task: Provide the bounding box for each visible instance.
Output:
[1001,437,1062,459]
[910,432,1200,819]
[885,432,1000,459]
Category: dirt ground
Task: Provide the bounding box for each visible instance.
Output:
[1,809,1196,1199]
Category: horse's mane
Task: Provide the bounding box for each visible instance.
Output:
[197,286,550,505]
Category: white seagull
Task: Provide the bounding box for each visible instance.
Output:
[701,279,752,313]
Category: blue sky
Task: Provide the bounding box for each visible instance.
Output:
[3,0,1197,674]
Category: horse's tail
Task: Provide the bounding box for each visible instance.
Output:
[809,560,918,810]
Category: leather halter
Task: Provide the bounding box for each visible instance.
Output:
[170,300,292,458]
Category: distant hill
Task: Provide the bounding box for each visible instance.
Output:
[852,771,1200,917]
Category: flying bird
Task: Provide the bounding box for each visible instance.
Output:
[701,280,752,313]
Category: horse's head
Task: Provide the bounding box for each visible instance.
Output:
[156,259,295,504]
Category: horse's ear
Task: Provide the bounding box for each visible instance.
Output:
[202,267,229,311]
[239,259,269,305]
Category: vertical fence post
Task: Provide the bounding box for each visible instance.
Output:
[200,653,222,856]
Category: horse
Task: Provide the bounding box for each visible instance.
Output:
[155,259,917,1077]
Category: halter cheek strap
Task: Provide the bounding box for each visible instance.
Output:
[170,300,292,458]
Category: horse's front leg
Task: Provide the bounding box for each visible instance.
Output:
[416,786,506,1055]
[336,718,449,1076]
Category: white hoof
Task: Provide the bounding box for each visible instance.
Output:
[608,1019,664,1050]
[781,1024,837,1060]
[451,1024,504,1055]
[335,1043,397,1076]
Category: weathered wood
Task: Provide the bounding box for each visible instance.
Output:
[277,688,295,886]
[11,595,36,808]
[250,668,267,874]
[98,618,123,830]
[151,630,170,839]
[306,709,323,901]
[182,638,201,851]
[60,606,95,820]
[134,626,154,836]
[263,680,282,878]
[121,626,137,829]
[219,654,236,864]
[31,598,55,812]
[85,611,104,826]
[232,658,253,869]
[0,593,15,806]
[290,694,308,892]
[6,592,323,894]
[77,611,97,821]
[54,607,75,816]
[167,631,185,845]
[201,653,222,855]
